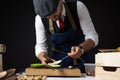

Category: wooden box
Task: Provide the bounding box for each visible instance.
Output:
[95,52,120,80]
[25,68,81,77]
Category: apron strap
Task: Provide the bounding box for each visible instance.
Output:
[49,19,55,34]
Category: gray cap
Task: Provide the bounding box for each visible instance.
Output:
[33,0,59,18]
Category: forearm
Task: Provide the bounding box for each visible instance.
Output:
[79,39,95,52]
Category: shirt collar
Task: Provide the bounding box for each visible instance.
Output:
[61,2,66,17]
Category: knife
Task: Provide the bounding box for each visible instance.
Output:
[51,55,69,65]
[52,48,84,65]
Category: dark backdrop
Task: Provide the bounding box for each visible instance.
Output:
[0,0,120,72]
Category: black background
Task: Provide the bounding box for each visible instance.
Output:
[0,0,120,72]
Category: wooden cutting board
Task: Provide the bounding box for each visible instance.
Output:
[25,68,81,77]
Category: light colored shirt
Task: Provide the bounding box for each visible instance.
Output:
[34,1,99,57]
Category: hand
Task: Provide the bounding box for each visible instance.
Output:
[68,46,83,58]
[38,53,55,65]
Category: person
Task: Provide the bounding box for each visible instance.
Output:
[33,0,98,73]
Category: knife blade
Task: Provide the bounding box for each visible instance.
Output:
[51,56,69,65]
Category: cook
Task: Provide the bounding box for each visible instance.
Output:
[33,0,99,73]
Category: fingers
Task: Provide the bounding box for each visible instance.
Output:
[41,59,47,65]
[71,46,75,53]
[42,56,55,65]
[38,53,54,64]
[68,46,82,58]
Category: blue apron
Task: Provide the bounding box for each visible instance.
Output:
[51,28,86,73]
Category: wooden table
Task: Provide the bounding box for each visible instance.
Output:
[47,74,100,80]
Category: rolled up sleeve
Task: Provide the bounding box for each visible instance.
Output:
[77,1,99,46]
[35,15,48,57]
